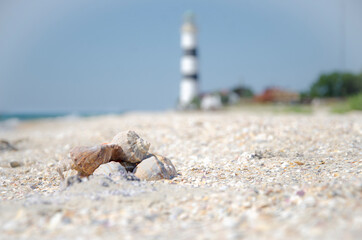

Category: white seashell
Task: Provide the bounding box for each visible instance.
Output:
[93,162,127,176]
[111,131,150,163]
[133,154,177,181]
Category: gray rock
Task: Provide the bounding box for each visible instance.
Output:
[93,162,140,182]
[111,131,150,163]
[133,154,177,181]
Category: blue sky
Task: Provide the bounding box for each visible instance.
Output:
[0,0,361,112]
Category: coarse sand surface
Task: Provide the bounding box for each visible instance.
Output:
[0,111,361,239]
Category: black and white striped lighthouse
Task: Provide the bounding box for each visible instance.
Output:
[179,11,199,109]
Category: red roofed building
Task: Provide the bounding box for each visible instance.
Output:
[255,87,300,103]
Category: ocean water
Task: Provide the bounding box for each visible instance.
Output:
[0,112,123,131]
[0,111,124,121]
[0,113,69,121]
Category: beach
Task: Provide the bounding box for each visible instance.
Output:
[0,111,361,239]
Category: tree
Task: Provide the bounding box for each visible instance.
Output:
[231,86,254,97]
[310,72,362,98]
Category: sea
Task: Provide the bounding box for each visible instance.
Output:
[0,111,124,131]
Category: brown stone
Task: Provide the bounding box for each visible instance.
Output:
[69,144,122,176]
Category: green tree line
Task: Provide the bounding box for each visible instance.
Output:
[309,72,362,98]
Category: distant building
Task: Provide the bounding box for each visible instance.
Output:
[200,94,222,110]
[179,11,199,109]
[255,87,300,103]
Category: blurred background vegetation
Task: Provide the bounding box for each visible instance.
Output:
[217,71,362,114]
[303,71,362,112]
[308,72,362,98]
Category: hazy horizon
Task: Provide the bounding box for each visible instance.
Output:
[1,0,361,112]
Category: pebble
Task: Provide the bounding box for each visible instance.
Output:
[9,161,21,168]
[48,212,63,230]
[296,190,305,197]
[133,155,177,181]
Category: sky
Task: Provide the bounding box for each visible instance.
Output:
[0,0,361,112]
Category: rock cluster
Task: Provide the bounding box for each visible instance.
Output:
[57,130,177,182]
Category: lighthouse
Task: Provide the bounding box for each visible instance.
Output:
[179,11,199,109]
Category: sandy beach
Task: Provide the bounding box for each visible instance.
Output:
[0,111,361,239]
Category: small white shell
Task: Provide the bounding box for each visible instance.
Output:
[93,162,127,176]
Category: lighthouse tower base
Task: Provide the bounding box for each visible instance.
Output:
[178,78,199,109]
